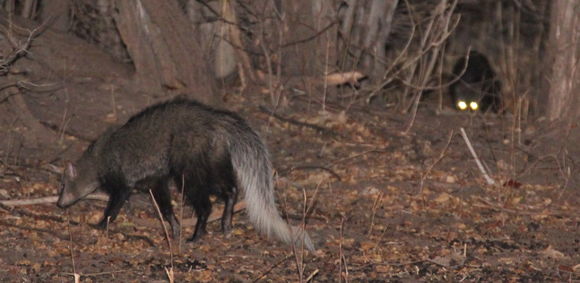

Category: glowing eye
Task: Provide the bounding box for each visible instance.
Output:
[469,101,479,111]
[457,101,468,110]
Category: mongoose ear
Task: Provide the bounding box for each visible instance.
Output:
[65,161,77,178]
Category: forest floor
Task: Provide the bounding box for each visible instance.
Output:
[0,90,578,282]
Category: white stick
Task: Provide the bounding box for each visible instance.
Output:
[460,127,495,185]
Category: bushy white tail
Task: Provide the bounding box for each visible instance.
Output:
[228,128,315,251]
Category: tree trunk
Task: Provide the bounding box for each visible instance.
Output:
[38,0,70,31]
[338,0,399,80]
[277,0,340,77]
[544,0,580,121]
[114,0,218,105]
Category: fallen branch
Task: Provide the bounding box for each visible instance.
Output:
[473,196,576,218]
[460,127,495,185]
[287,165,341,181]
[0,193,109,206]
[0,219,69,241]
[259,105,340,137]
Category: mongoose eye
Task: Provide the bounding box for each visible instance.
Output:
[469,101,479,111]
[457,101,468,110]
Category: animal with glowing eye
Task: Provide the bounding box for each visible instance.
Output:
[449,51,501,112]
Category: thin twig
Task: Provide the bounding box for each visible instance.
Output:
[0,14,51,74]
[366,192,383,236]
[419,130,455,193]
[338,215,349,283]
[305,269,319,282]
[252,255,293,282]
[178,174,185,254]
[293,188,308,281]
[66,209,77,280]
[404,0,460,132]
[148,189,174,275]
[330,149,388,166]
